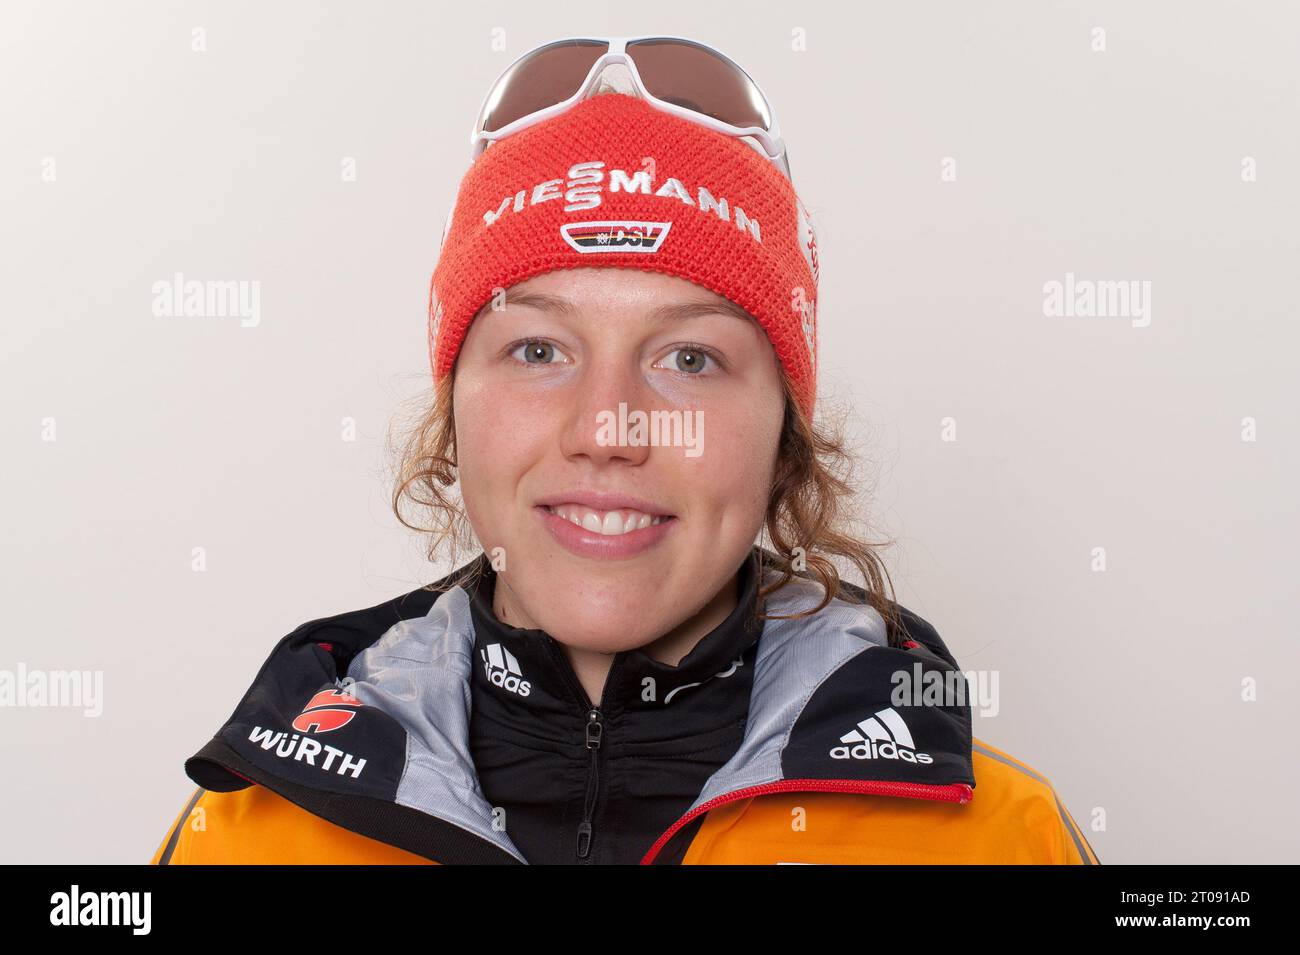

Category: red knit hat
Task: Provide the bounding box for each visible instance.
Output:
[428,92,820,418]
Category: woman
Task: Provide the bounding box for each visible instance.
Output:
[151,36,1098,865]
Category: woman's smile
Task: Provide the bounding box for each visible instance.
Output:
[536,503,677,559]
[533,488,676,554]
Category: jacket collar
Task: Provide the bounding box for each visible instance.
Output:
[463,547,765,745]
[184,546,974,864]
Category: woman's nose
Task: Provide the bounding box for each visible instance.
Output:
[557,357,656,466]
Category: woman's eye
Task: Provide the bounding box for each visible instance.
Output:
[508,339,564,365]
[657,346,717,375]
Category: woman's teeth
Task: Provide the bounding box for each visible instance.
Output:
[545,504,667,536]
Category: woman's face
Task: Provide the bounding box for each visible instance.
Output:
[452,267,785,653]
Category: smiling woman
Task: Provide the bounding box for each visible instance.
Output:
[393,265,907,670]
[385,262,931,863]
[152,36,1098,867]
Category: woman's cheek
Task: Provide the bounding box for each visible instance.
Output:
[453,384,506,530]
[457,385,550,503]
[697,401,781,511]
[458,378,533,453]
[707,399,778,463]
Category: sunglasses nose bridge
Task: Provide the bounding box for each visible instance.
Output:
[585,54,642,96]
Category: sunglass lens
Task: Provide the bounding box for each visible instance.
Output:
[627,38,771,130]
[480,40,609,133]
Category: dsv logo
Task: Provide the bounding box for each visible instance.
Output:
[561,220,671,253]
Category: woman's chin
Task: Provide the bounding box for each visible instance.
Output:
[534,610,667,654]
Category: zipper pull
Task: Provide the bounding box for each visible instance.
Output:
[576,708,603,860]
[576,820,593,858]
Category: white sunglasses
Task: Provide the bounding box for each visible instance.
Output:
[467,35,793,182]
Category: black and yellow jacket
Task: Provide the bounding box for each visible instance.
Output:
[152,546,1100,865]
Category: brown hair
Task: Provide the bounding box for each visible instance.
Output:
[389,343,908,648]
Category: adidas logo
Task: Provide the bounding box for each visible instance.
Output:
[830,706,934,764]
[481,643,531,697]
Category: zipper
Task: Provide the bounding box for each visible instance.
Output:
[542,633,619,864]
[639,777,974,865]
[575,707,603,861]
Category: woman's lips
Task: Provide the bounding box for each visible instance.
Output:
[535,504,676,560]
[544,503,669,534]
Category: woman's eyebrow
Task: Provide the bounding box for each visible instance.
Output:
[503,291,752,324]
[644,299,754,325]
[502,291,578,316]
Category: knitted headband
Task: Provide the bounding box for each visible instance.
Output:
[428,92,820,418]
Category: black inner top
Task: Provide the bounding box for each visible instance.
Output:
[465,546,767,865]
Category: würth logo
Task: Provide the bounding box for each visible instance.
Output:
[481,643,531,697]
[561,220,671,254]
[249,687,368,779]
[291,687,365,734]
[831,706,934,764]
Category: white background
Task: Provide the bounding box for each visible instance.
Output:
[1,0,1297,863]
